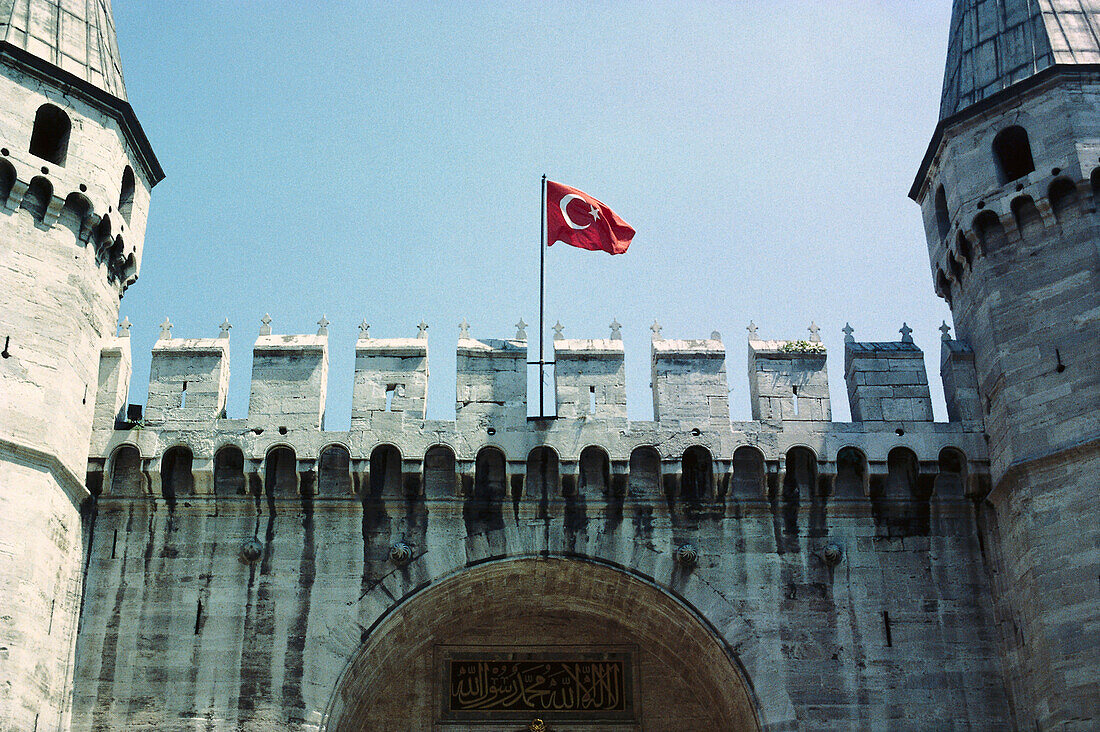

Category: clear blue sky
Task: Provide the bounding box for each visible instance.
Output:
[114,1,955,427]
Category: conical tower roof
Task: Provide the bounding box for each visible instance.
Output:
[0,0,126,100]
[940,0,1100,119]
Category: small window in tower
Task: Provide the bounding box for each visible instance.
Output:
[29,104,71,166]
[180,381,187,408]
[385,384,397,411]
[118,166,135,222]
[992,126,1035,184]
[934,185,950,240]
[588,385,596,415]
[791,385,799,416]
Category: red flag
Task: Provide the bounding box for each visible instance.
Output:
[546,180,635,255]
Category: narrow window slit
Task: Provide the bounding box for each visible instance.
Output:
[1055,349,1066,373]
[180,381,187,408]
[588,386,596,415]
[882,610,892,647]
[194,599,203,635]
[111,529,117,559]
[792,385,799,416]
[385,384,396,411]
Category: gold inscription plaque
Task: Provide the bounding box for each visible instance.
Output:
[439,647,634,723]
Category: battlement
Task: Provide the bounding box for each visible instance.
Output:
[88,317,990,508]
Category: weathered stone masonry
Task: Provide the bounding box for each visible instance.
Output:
[71,321,1010,729]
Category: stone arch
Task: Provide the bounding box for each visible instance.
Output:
[423,444,457,498]
[731,445,766,498]
[213,444,245,496]
[935,447,967,499]
[366,444,401,497]
[59,191,92,238]
[783,446,817,499]
[1011,195,1044,239]
[318,444,352,496]
[118,165,135,222]
[160,445,194,500]
[934,184,950,240]
[265,445,298,497]
[323,556,764,731]
[1048,177,1080,224]
[955,230,973,268]
[578,445,611,496]
[526,445,559,498]
[834,446,867,498]
[680,445,713,501]
[972,209,1005,256]
[0,158,15,204]
[473,446,507,501]
[20,175,51,221]
[885,446,920,499]
[108,444,143,495]
[29,103,70,165]
[627,445,660,498]
[992,125,1034,183]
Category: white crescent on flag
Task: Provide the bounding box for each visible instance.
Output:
[559,193,590,230]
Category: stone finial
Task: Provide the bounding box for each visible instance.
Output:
[316,315,329,336]
[259,313,272,336]
[842,322,854,343]
[417,320,429,339]
[218,318,232,339]
[458,319,470,339]
[117,316,132,337]
[158,317,172,340]
[940,320,952,341]
[746,321,758,339]
[900,322,914,343]
[711,330,722,342]
[552,321,564,341]
[514,319,527,340]
[609,319,622,340]
[650,320,662,341]
[808,321,821,343]
[358,319,370,339]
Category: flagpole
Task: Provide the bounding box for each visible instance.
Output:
[539,173,547,417]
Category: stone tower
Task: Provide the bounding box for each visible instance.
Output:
[0,0,161,728]
[912,1,1100,728]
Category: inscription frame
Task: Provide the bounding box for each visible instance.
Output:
[435,645,637,725]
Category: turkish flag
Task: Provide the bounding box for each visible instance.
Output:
[546,180,635,255]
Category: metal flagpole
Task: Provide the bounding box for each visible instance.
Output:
[539,174,546,417]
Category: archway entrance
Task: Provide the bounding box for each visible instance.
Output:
[325,557,760,731]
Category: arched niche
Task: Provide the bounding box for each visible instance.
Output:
[680,445,712,501]
[992,125,1034,183]
[29,103,70,165]
[108,444,143,495]
[323,557,761,731]
[473,446,507,502]
[834,446,867,499]
[213,445,245,496]
[423,444,457,498]
[885,447,920,499]
[731,445,765,498]
[318,444,352,496]
[265,446,298,497]
[367,444,401,497]
[783,446,817,500]
[160,446,194,500]
[525,446,558,498]
[935,448,967,499]
[627,446,660,498]
[578,445,611,497]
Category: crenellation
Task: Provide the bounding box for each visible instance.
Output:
[747,336,830,422]
[553,337,627,421]
[651,334,729,427]
[351,336,428,425]
[145,337,229,423]
[248,330,329,430]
